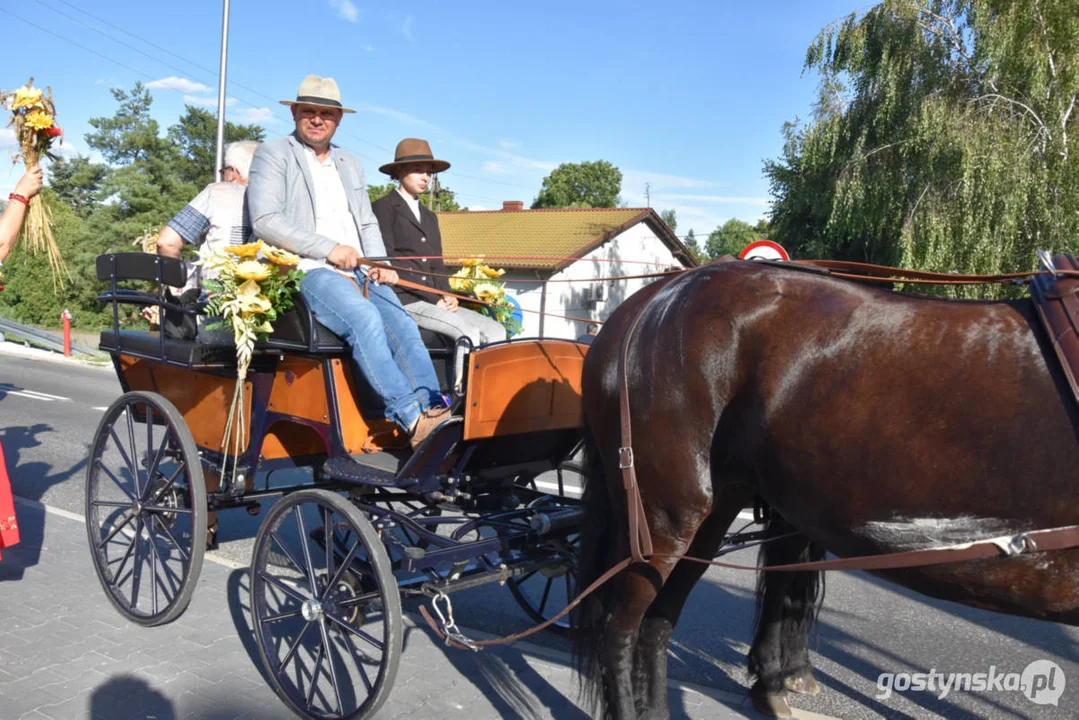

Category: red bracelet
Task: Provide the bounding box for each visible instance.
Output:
[7,193,28,206]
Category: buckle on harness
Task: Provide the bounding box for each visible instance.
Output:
[618,447,634,469]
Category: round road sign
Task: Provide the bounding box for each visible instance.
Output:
[739,240,790,262]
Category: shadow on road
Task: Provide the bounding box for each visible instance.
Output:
[89,674,175,720]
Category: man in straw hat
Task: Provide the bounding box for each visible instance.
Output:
[373,138,506,347]
[248,76,450,449]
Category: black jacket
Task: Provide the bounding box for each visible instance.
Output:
[372,189,452,305]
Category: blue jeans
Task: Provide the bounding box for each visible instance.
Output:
[300,268,443,431]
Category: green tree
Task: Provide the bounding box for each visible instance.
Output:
[683,228,702,262]
[661,208,677,233]
[367,183,393,205]
[532,160,622,208]
[49,155,107,219]
[765,0,1079,292]
[706,219,761,259]
[167,105,266,186]
[85,83,164,165]
[753,218,773,238]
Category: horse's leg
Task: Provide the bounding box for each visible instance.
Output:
[780,538,825,697]
[747,521,824,718]
[599,492,715,718]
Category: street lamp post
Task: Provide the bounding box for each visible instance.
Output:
[213,0,231,181]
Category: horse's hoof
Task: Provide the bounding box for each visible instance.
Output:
[749,688,792,718]
[784,672,821,696]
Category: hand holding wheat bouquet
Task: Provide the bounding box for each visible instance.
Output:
[2,78,69,290]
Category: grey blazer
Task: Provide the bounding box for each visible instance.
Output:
[247,132,387,262]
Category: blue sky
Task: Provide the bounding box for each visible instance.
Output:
[2,0,859,240]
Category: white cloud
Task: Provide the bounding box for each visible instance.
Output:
[146,76,213,94]
[232,107,280,124]
[466,204,489,211]
[498,139,520,150]
[402,15,414,41]
[0,128,16,150]
[329,0,360,23]
[482,161,509,174]
[366,44,375,53]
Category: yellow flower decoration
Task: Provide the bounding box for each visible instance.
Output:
[9,85,43,110]
[449,267,473,293]
[459,257,483,267]
[24,110,54,131]
[473,281,504,304]
[236,279,262,297]
[261,244,301,266]
[224,239,264,258]
[235,293,272,317]
[480,265,505,278]
[235,261,272,282]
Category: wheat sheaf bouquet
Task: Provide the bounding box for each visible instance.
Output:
[449,257,522,336]
[2,78,68,289]
[195,240,303,482]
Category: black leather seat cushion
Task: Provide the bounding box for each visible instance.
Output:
[99,330,235,366]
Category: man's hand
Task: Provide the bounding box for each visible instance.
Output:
[14,168,43,199]
[437,295,459,312]
[328,244,361,270]
[368,267,398,286]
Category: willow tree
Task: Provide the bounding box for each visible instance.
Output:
[766,0,1079,289]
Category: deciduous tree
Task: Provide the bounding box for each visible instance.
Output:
[532,160,622,209]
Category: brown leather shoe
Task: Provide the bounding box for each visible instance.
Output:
[409,406,452,450]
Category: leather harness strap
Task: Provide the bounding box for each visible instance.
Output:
[618,304,654,563]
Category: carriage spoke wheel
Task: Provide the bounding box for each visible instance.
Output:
[251,489,402,720]
[85,391,207,626]
[507,462,583,635]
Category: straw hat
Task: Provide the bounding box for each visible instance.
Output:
[279,75,355,114]
[379,138,451,175]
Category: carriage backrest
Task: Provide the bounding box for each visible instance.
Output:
[95,253,188,288]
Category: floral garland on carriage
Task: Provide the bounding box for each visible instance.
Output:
[449,257,522,337]
[195,239,304,483]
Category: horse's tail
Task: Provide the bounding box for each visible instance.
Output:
[749,515,826,683]
[572,425,618,715]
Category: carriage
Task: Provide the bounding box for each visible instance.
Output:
[85,252,590,719]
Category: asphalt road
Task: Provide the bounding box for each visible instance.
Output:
[2,346,1077,719]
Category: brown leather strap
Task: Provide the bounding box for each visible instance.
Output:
[618,306,654,563]
[419,524,1079,650]
[794,258,1079,285]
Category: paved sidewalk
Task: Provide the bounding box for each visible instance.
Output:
[0,500,827,720]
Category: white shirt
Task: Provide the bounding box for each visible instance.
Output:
[396,185,422,223]
[301,145,362,275]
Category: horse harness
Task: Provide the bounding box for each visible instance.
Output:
[615,256,1079,569]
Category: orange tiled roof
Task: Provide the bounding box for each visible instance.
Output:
[437,206,668,270]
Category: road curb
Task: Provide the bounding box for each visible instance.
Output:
[0,339,111,369]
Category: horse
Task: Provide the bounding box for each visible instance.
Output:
[573,258,1079,718]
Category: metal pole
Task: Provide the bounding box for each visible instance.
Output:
[213,0,231,181]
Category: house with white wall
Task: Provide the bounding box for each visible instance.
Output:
[438,202,696,339]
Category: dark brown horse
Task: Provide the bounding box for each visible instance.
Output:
[573,258,1079,718]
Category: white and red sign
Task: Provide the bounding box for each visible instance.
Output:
[739,240,790,262]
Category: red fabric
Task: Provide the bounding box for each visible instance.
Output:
[0,440,19,559]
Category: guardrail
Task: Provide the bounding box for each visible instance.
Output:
[0,317,103,358]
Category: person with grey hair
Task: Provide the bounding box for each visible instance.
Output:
[146,140,259,340]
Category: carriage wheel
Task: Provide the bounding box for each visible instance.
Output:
[507,462,583,635]
[251,489,402,720]
[85,391,207,626]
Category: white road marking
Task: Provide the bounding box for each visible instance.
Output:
[0,385,71,402]
[529,483,759,525]
[92,406,110,411]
